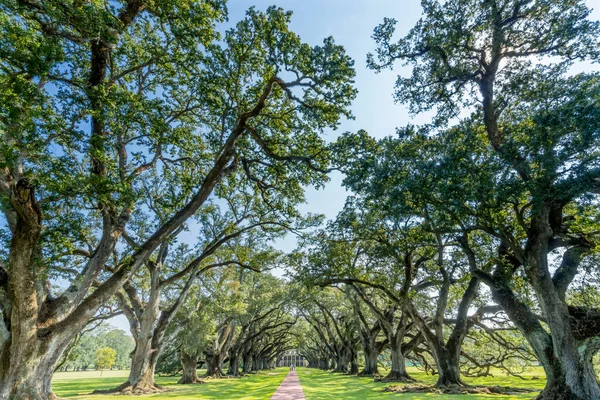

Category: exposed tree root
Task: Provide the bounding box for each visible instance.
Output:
[92,381,167,395]
[357,371,382,378]
[383,383,537,395]
[202,373,236,379]
[376,371,415,383]
[533,386,584,400]
[177,377,205,384]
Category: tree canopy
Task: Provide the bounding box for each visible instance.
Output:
[1,1,599,400]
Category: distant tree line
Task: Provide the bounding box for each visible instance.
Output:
[55,324,134,372]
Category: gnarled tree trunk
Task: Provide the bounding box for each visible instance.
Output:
[349,349,359,375]
[178,350,202,384]
[227,353,240,376]
[359,342,384,376]
[242,352,253,373]
[0,333,73,400]
[383,341,412,382]
[0,180,80,400]
[333,351,349,373]
[475,233,600,400]
[205,352,225,378]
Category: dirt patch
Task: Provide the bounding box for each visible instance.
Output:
[92,386,171,396]
[376,375,415,383]
[383,383,537,395]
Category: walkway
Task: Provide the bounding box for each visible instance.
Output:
[270,370,306,400]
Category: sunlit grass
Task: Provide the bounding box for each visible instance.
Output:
[52,366,545,399]
[297,367,545,399]
[52,368,288,399]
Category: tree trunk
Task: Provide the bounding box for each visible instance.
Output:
[205,352,225,378]
[108,312,166,395]
[102,336,162,395]
[333,353,348,373]
[242,352,252,373]
[251,354,260,372]
[483,274,600,400]
[227,353,240,376]
[125,338,159,390]
[178,350,202,384]
[0,334,70,400]
[531,310,600,400]
[433,345,462,387]
[0,181,70,400]
[359,346,380,376]
[349,350,359,375]
[358,337,385,377]
[526,234,600,400]
[537,354,599,400]
[479,230,600,400]
[383,343,412,382]
[359,345,374,376]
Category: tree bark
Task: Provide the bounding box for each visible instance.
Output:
[349,349,359,375]
[333,352,349,373]
[477,257,600,400]
[382,341,412,382]
[432,345,463,387]
[178,350,202,384]
[0,336,70,400]
[121,335,162,393]
[227,354,240,376]
[205,351,226,378]
[242,352,252,373]
[251,354,260,372]
[319,358,329,370]
[0,179,67,400]
[358,346,377,376]
[110,266,163,394]
[528,259,600,399]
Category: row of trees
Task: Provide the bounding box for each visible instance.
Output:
[1,0,599,400]
[0,1,354,399]
[293,1,600,399]
[156,268,297,385]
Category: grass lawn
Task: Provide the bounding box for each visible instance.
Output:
[53,366,545,399]
[52,368,288,399]
[297,367,545,400]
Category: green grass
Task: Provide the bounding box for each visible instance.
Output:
[52,368,289,399]
[52,366,545,399]
[296,367,545,400]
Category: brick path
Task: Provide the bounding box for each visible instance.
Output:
[270,370,306,400]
